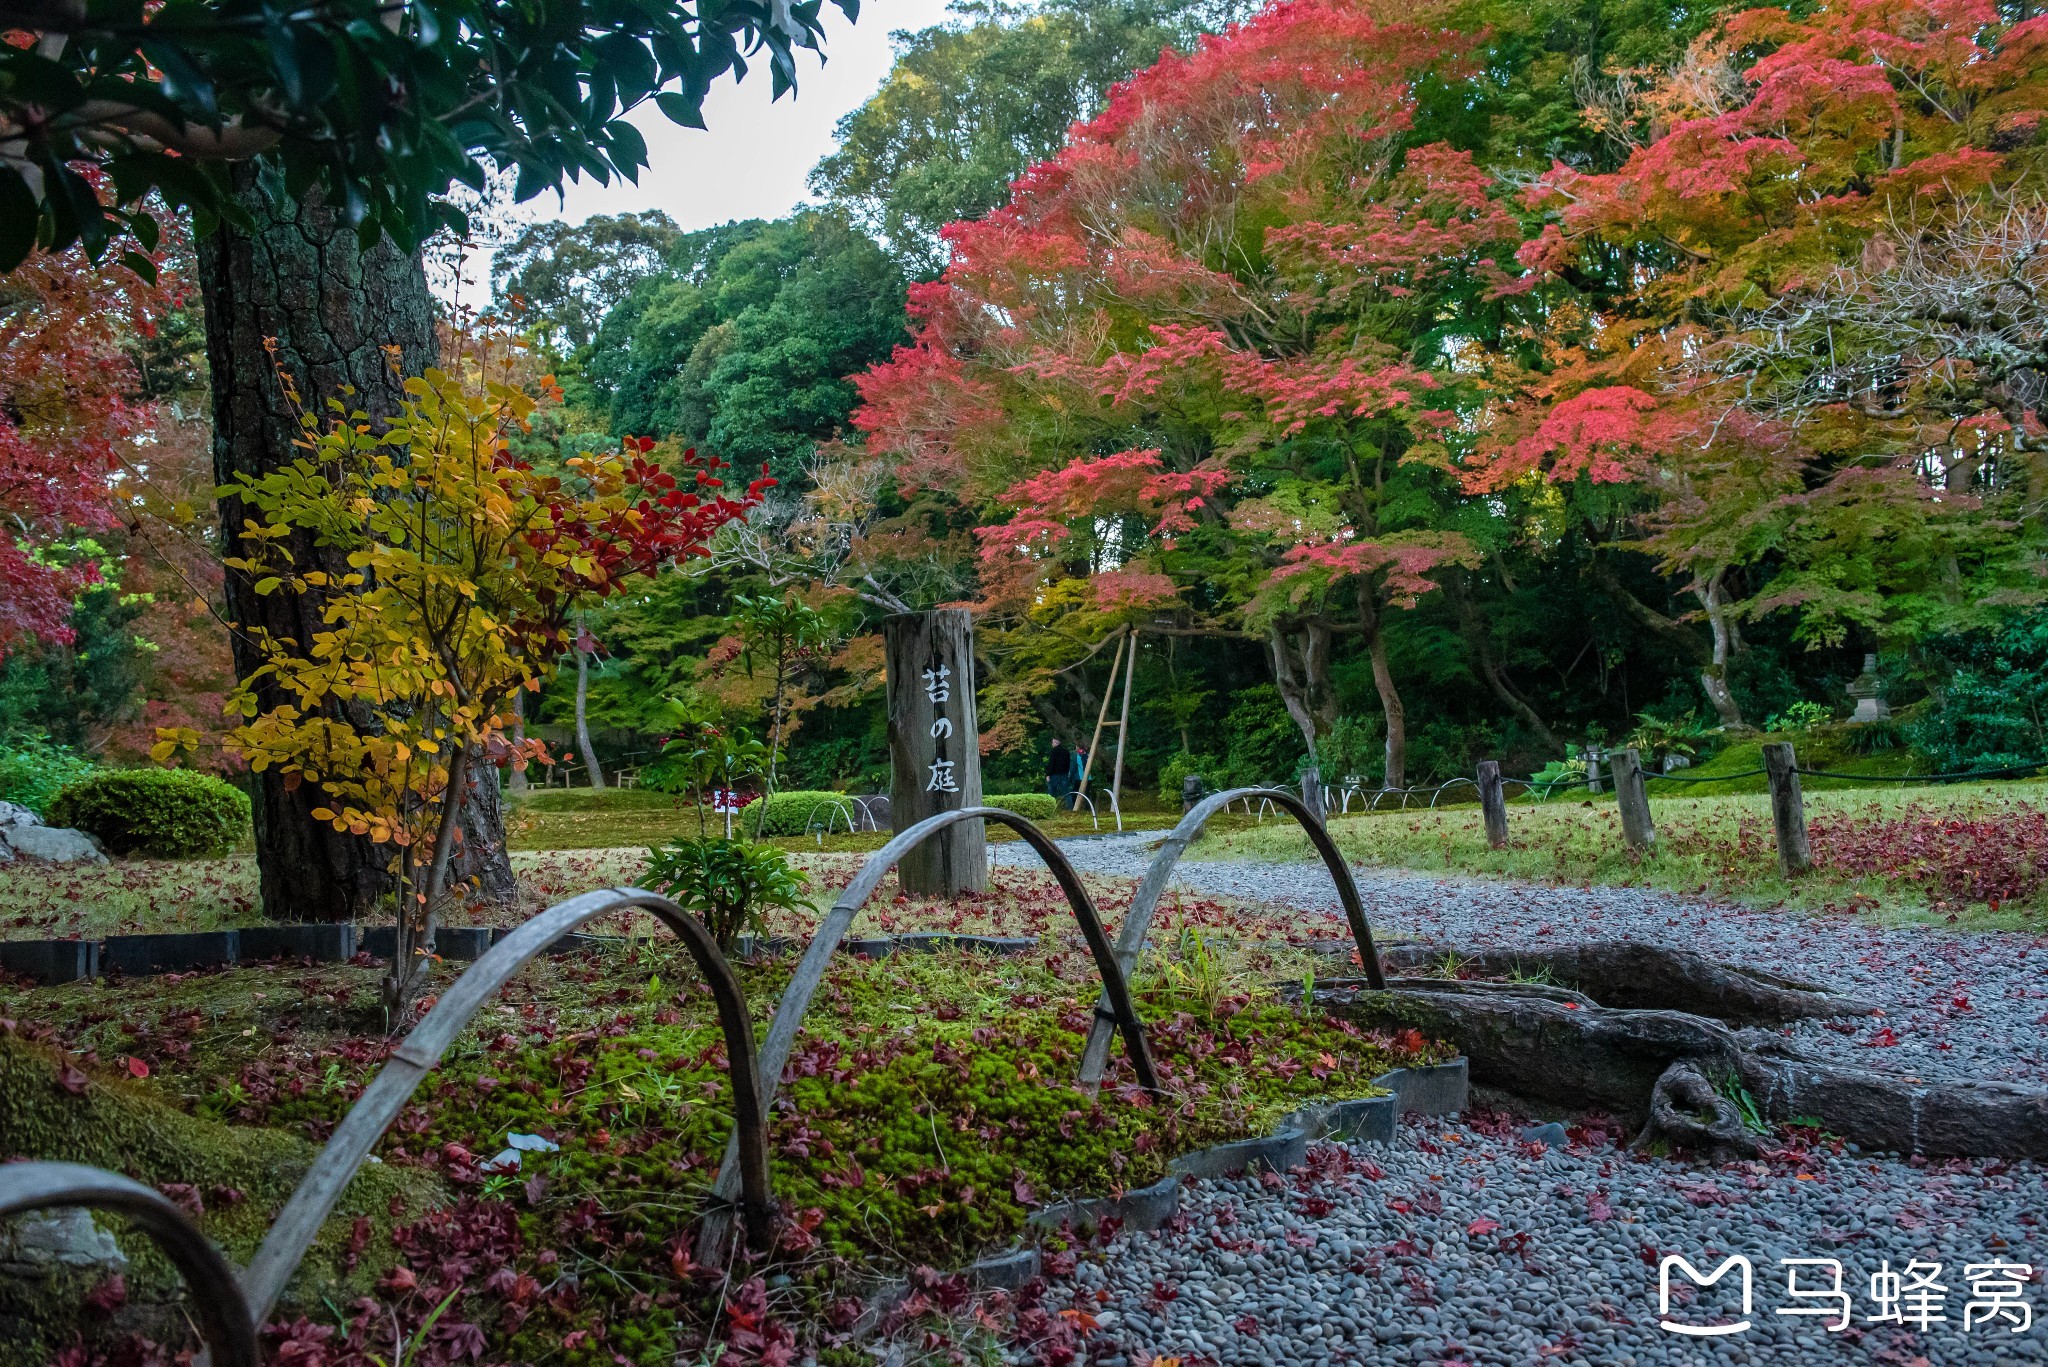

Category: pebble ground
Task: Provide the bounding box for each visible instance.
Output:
[994,835,2048,1366]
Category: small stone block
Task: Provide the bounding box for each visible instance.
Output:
[1377,1059,1468,1116]
[99,931,239,976]
[967,1248,1041,1290]
[0,939,98,984]
[841,937,895,958]
[1170,1126,1309,1180]
[1519,1122,1568,1149]
[434,927,494,961]
[1028,1175,1181,1235]
[1325,1095,1397,1145]
[543,933,601,956]
[238,924,357,963]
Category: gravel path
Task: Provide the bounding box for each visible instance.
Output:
[998,833,2048,1086]
[1037,1116,2046,1367]
[995,836,2048,1366]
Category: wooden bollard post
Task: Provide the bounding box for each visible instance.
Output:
[1300,765,1325,824]
[1610,746,1656,852]
[1477,760,1509,849]
[1583,744,1604,795]
[885,608,986,895]
[1762,741,1811,877]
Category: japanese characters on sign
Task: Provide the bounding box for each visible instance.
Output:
[923,663,959,794]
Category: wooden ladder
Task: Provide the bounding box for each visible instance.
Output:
[1074,626,1136,832]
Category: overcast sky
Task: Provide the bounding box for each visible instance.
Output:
[552,0,957,230]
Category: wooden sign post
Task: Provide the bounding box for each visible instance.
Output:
[885,609,986,895]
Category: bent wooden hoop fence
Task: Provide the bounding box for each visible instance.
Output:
[0,1161,261,1367]
[241,887,770,1324]
[698,805,1157,1259]
[4,798,1382,1319]
[1077,786,1387,1088]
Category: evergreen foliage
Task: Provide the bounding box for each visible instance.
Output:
[46,769,251,858]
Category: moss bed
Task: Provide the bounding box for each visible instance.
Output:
[1,869,1441,1367]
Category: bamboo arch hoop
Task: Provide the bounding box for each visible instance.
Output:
[239,887,770,1325]
[698,805,1156,1259]
[1076,786,1387,1089]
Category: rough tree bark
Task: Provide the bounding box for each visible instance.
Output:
[1692,570,1746,731]
[1354,589,1408,790]
[1267,618,1343,772]
[198,175,515,921]
[574,639,606,790]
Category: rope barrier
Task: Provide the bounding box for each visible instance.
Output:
[1792,761,2045,782]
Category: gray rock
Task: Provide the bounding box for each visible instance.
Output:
[6,825,108,864]
[1519,1121,1568,1148]
[0,1208,127,1272]
[0,800,39,829]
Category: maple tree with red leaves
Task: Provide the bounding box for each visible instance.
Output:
[0,243,178,655]
[160,345,770,995]
[1475,0,2048,721]
[852,0,1523,784]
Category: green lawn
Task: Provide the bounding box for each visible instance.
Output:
[1207,778,2048,931]
[507,785,1193,853]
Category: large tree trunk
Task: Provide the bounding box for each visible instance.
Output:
[1693,570,1746,730]
[1266,618,1341,771]
[574,642,607,789]
[1356,592,1408,790]
[198,175,513,922]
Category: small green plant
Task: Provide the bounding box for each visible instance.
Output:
[1626,706,1717,766]
[1714,1071,1770,1135]
[642,836,811,950]
[0,736,98,815]
[46,768,251,857]
[1844,717,1904,755]
[1528,757,1587,800]
[1765,700,1833,734]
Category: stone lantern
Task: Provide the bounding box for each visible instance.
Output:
[1846,653,1889,723]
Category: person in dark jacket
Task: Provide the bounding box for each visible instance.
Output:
[1047,740,1074,805]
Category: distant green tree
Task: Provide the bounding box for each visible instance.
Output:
[0,583,148,751]
[494,211,685,350]
[581,213,908,483]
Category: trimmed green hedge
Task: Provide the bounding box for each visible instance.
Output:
[739,789,1054,835]
[983,792,1057,820]
[747,789,859,836]
[46,769,252,858]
